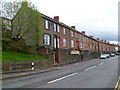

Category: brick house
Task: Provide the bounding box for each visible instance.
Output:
[11,1,117,65]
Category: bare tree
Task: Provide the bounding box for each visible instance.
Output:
[1,0,38,19]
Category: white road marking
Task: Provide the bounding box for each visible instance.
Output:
[47,73,78,84]
[74,63,78,65]
[99,62,104,65]
[106,60,109,62]
[85,66,96,71]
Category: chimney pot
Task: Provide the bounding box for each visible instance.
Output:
[21,0,28,7]
[54,16,59,22]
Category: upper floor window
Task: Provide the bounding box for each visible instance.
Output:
[75,32,79,38]
[53,23,57,32]
[43,34,50,45]
[63,28,66,34]
[57,25,60,32]
[71,40,74,48]
[75,32,77,37]
[45,20,50,30]
[63,38,67,47]
[71,31,74,37]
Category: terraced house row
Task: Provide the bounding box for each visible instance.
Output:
[2,1,119,65]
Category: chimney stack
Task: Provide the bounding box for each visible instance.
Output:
[54,16,59,22]
[71,26,76,29]
[89,36,93,38]
[81,31,85,34]
[21,0,28,7]
[96,38,99,40]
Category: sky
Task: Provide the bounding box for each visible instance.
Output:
[2,0,120,44]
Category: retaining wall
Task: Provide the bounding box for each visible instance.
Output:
[2,60,53,73]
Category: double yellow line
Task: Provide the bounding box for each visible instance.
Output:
[114,76,120,90]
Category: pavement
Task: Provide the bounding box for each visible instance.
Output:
[1,67,60,80]
[1,58,101,80]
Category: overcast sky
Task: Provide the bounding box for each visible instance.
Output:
[2,0,120,44]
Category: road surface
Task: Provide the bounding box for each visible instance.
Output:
[2,56,119,88]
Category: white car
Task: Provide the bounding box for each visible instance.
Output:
[110,53,115,57]
[105,54,110,58]
[100,54,107,59]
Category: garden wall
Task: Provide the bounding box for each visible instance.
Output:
[60,49,81,65]
[83,50,100,60]
[2,60,53,73]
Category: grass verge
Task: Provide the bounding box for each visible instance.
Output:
[2,51,49,61]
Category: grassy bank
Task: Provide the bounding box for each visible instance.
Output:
[2,51,49,61]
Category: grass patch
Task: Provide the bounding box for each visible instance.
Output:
[2,51,49,61]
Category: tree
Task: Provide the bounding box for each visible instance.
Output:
[0,0,38,19]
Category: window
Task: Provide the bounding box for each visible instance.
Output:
[6,26,11,30]
[57,25,60,32]
[3,20,8,25]
[54,37,57,48]
[53,23,57,32]
[80,43,83,48]
[44,34,50,45]
[45,20,49,29]
[63,28,66,34]
[58,38,60,48]
[63,39,67,47]
[75,32,77,37]
[71,31,74,37]
[71,40,74,47]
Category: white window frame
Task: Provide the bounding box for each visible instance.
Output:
[54,37,57,48]
[63,38,67,47]
[44,34,50,45]
[45,20,49,29]
[71,40,74,48]
[58,38,60,48]
[57,25,60,32]
[53,23,57,32]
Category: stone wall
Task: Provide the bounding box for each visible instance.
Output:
[2,60,53,73]
[60,49,81,65]
[83,50,100,60]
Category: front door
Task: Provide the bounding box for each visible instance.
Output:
[53,35,60,64]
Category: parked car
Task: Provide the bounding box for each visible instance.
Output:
[100,54,107,59]
[105,54,110,58]
[110,53,115,57]
[116,52,120,55]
